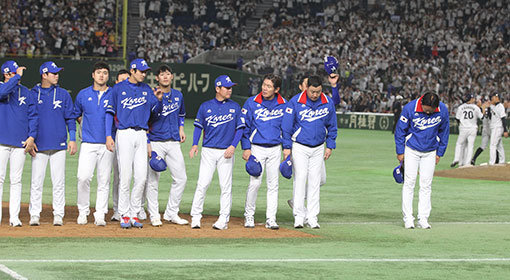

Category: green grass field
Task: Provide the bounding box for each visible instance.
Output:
[1,119,510,279]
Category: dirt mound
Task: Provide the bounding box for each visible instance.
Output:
[0,203,316,239]
[435,163,510,181]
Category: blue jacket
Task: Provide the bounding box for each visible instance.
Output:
[194,98,245,149]
[395,96,450,156]
[240,92,287,149]
[281,91,338,149]
[0,74,38,147]
[105,79,162,135]
[148,88,185,142]
[31,84,76,151]
[74,86,115,144]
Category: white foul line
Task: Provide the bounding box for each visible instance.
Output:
[280,221,510,225]
[1,258,510,263]
[0,264,28,280]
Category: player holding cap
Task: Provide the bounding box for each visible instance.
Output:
[29,61,77,226]
[0,60,38,227]
[488,92,508,165]
[189,75,245,230]
[74,62,115,226]
[281,75,338,229]
[451,94,484,167]
[395,92,450,229]
[145,64,188,227]
[105,59,163,229]
[241,74,287,230]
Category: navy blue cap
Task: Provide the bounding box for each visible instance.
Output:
[393,162,404,184]
[464,94,474,103]
[1,60,19,74]
[279,155,292,179]
[245,155,262,177]
[215,75,237,87]
[39,61,63,75]
[149,151,167,172]
[130,58,151,71]
[324,56,339,75]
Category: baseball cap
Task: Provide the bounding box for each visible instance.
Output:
[39,61,63,75]
[130,58,151,71]
[149,151,167,172]
[245,155,262,177]
[324,56,339,75]
[393,162,404,184]
[215,75,237,87]
[1,60,19,74]
[279,155,292,179]
[464,94,474,103]
[490,92,500,99]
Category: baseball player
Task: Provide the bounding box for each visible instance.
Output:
[189,75,245,230]
[281,75,338,229]
[29,61,77,226]
[471,96,494,165]
[145,64,188,227]
[395,92,450,229]
[110,69,130,222]
[450,94,483,167]
[0,61,37,227]
[74,62,115,226]
[105,59,163,229]
[241,74,287,230]
[488,93,508,165]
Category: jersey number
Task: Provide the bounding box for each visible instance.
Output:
[463,111,474,119]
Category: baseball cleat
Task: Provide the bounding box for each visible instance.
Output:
[450,161,458,168]
[287,199,294,209]
[138,210,148,220]
[10,218,22,227]
[404,220,415,229]
[212,220,228,230]
[77,213,87,225]
[265,219,280,230]
[29,216,40,226]
[151,218,163,227]
[244,216,255,228]
[164,214,189,225]
[94,213,106,226]
[294,217,304,229]
[131,217,143,228]
[120,216,131,229]
[417,219,431,229]
[111,212,121,222]
[305,219,320,229]
[191,217,201,229]
[53,215,63,226]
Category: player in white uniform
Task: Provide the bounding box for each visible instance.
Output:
[488,93,508,165]
[471,96,493,165]
[74,62,114,226]
[0,61,37,227]
[395,92,450,229]
[451,94,483,167]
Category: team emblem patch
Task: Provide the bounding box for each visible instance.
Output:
[175,97,179,101]
[230,109,235,113]
[142,92,147,96]
[400,115,408,123]
[286,107,293,114]
[241,108,247,114]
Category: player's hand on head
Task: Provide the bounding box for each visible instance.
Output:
[16,66,26,77]
[224,145,235,158]
[68,141,77,155]
[324,148,332,160]
[189,145,198,159]
[242,149,251,161]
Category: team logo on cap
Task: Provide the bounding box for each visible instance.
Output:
[226,77,232,82]
[42,67,48,73]
[141,60,147,66]
[131,64,136,69]
[3,67,8,73]
[216,81,221,86]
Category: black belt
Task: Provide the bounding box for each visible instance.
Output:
[253,143,280,148]
[297,142,323,148]
[128,127,145,131]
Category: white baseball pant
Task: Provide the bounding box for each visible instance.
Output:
[244,145,281,221]
[116,128,148,218]
[146,140,187,220]
[489,127,505,165]
[292,142,323,222]
[0,145,26,224]
[480,123,490,150]
[76,143,113,217]
[29,150,66,218]
[453,128,477,166]
[111,150,120,214]
[402,146,436,222]
[190,147,234,222]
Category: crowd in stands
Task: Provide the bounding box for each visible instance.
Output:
[0,0,120,59]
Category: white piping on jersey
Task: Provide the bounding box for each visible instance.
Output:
[249,128,258,142]
[405,133,413,143]
[291,127,302,142]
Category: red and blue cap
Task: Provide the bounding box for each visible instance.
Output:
[215,75,237,87]
[324,56,339,75]
[245,155,262,177]
[130,58,151,71]
[40,61,63,75]
[1,60,19,74]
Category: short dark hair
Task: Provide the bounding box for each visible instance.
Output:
[306,75,322,88]
[116,69,129,80]
[263,74,282,89]
[421,92,439,108]
[299,74,310,85]
[92,62,110,73]
[156,64,173,75]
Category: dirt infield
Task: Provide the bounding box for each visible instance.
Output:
[435,163,510,181]
[0,203,316,239]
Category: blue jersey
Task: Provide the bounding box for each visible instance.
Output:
[240,92,287,149]
[31,84,76,151]
[281,91,338,149]
[395,97,450,156]
[148,88,185,142]
[74,86,115,144]
[105,79,162,131]
[0,74,38,147]
[194,98,245,149]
